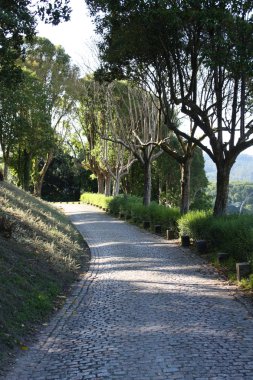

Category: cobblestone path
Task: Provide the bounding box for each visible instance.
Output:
[5,204,253,380]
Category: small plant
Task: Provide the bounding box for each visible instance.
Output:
[239,274,253,290]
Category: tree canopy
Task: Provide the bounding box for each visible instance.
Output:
[0,0,71,85]
[86,0,253,215]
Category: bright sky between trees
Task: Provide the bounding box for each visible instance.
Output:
[36,0,98,72]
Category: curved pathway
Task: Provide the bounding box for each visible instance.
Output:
[5,204,253,380]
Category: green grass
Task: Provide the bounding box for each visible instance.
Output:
[0,182,90,368]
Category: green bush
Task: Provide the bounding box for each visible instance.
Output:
[177,210,212,238]
[80,193,113,210]
[178,211,253,262]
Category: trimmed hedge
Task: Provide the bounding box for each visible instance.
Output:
[178,211,253,262]
[80,193,180,232]
[80,193,113,210]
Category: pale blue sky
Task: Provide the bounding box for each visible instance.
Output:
[36,0,98,72]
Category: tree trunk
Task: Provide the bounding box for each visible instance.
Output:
[3,149,10,180]
[143,159,152,206]
[213,164,232,216]
[180,157,192,214]
[158,177,163,205]
[34,152,54,197]
[105,174,111,196]
[23,149,31,191]
[3,161,8,180]
[97,173,105,194]
[113,176,120,196]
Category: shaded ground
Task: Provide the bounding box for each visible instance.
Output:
[4,204,253,380]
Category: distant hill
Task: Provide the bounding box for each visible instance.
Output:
[204,153,253,182]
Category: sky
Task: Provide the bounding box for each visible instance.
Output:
[36,0,98,72]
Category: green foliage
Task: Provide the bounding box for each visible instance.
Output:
[0,1,71,87]
[240,274,253,290]
[81,192,180,231]
[178,211,253,262]
[80,192,113,210]
[41,151,83,202]
[177,210,212,238]
[2,37,80,193]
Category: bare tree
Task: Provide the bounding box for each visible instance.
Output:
[100,140,137,196]
[102,82,166,205]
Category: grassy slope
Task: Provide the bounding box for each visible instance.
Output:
[0,182,90,371]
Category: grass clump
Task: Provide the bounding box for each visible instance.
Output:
[239,274,253,290]
[0,182,89,369]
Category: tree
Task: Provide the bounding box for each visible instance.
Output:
[23,37,79,196]
[75,77,138,197]
[0,0,71,86]
[41,149,82,202]
[101,141,137,196]
[75,77,111,194]
[86,0,253,215]
[0,1,72,187]
[0,69,51,183]
[154,143,209,209]
[102,81,165,205]
[11,69,53,190]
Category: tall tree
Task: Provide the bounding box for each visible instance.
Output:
[0,69,51,182]
[102,81,165,205]
[75,77,111,194]
[23,37,79,196]
[86,0,253,215]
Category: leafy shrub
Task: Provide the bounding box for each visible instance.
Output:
[178,211,253,262]
[80,193,112,210]
[177,210,212,238]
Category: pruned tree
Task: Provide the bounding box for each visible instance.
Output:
[102,81,165,205]
[75,77,136,196]
[100,139,137,196]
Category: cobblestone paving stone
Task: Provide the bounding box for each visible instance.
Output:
[5,204,253,380]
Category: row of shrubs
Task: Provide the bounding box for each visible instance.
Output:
[80,193,180,231]
[80,193,253,263]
